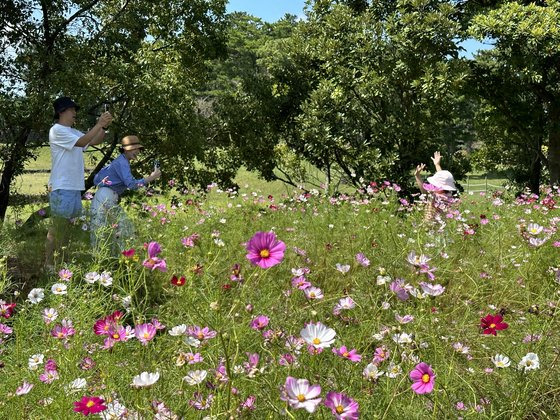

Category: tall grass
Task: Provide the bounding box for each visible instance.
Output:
[0,184,558,418]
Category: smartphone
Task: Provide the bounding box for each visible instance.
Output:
[103,103,108,113]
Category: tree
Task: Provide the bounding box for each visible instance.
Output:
[469,0,560,189]
[0,0,228,222]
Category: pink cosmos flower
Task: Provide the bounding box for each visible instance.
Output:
[45,359,57,371]
[332,346,362,362]
[419,282,445,296]
[230,263,243,282]
[51,324,75,340]
[146,241,162,258]
[80,357,95,370]
[355,253,370,267]
[187,325,217,341]
[185,352,203,364]
[372,346,390,364]
[245,231,286,269]
[58,268,73,281]
[281,377,322,413]
[409,362,435,394]
[0,323,13,335]
[135,323,157,345]
[73,396,107,416]
[278,353,297,366]
[250,315,270,331]
[142,256,167,272]
[291,276,311,290]
[39,369,59,384]
[181,233,201,248]
[16,381,34,396]
[189,392,214,410]
[324,391,359,419]
[390,279,410,301]
[333,297,356,315]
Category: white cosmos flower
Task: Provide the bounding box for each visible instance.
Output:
[28,353,45,370]
[99,400,128,419]
[183,370,208,386]
[27,288,45,304]
[99,271,113,287]
[184,336,201,347]
[376,275,391,285]
[335,263,350,274]
[131,371,160,387]
[386,362,403,378]
[518,353,540,372]
[84,271,100,284]
[51,283,67,295]
[65,378,87,393]
[527,223,543,235]
[419,282,445,296]
[492,354,511,368]
[300,322,336,348]
[168,324,187,336]
[363,363,384,380]
[392,332,413,344]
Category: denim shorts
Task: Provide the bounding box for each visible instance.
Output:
[49,189,83,219]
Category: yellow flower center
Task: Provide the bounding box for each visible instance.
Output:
[297,394,306,402]
[422,373,430,383]
[143,333,150,339]
[259,249,270,258]
[57,332,64,338]
[312,338,321,345]
[113,333,119,339]
[343,352,350,358]
[197,332,204,339]
[86,400,95,408]
[336,405,344,414]
[489,323,496,329]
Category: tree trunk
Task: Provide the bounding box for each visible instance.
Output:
[547,102,560,185]
[0,127,31,222]
[528,149,541,195]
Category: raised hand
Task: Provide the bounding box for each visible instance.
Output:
[415,163,426,177]
[431,151,442,171]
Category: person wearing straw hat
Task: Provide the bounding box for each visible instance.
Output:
[414,151,457,222]
[90,135,161,254]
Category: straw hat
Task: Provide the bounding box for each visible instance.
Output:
[427,170,457,191]
[121,135,144,151]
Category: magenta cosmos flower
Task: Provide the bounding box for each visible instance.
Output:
[250,315,270,331]
[73,396,107,416]
[245,231,286,269]
[324,391,359,419]
[480,314,508,336]
[281,377,322,413]
[409,362,435,394]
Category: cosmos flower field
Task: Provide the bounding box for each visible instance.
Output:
[1,182,560,418]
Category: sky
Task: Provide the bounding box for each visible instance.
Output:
[225,0,493,58]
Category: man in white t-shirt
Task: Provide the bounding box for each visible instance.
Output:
[46,96,112,267]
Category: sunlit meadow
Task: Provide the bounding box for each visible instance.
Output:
[1,181,560,419]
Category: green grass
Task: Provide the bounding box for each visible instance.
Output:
[0,183,558,418]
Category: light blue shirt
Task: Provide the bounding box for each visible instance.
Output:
[93,154,145,195]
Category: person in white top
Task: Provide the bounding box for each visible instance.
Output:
[45,96,113,268]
